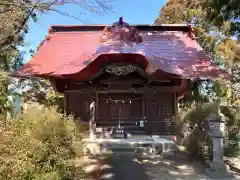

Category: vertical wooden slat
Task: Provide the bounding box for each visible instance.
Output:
[144,87,152,135]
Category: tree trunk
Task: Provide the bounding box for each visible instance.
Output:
[0,54,10,125]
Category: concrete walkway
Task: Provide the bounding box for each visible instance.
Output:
[101,154,148,180]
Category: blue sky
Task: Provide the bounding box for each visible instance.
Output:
[23,0,167,62]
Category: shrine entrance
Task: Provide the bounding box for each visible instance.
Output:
[96,93,146,135]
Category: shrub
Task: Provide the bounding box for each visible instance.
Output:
[177,102,218,163]
[221,105,240,157]
[0,107,85,180]
[177,102,240,163]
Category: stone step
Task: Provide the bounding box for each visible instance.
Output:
[84,137,177,156]
[96,127,145,133]
[99,142,177,156]
[95,128,146,138]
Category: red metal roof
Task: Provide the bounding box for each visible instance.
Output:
[17,24,229,80]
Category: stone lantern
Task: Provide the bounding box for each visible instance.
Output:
[205,113,233,178]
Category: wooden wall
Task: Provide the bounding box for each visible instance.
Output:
[65,91,95,122]
[63,72,181,135]
[64,89,176,135]
[147,92,176,135]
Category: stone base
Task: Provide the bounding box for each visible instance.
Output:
[135,146,156,156]
[205,162,233,179]
[145,135,154,141]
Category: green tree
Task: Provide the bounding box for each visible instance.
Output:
[155,0,240,73]
[155,0,240,159]
[155,0,240,37]
[0,50,23,121]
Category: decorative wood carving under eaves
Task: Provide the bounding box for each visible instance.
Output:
[105,64,137,76]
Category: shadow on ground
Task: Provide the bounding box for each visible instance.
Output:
[79,152,240,180]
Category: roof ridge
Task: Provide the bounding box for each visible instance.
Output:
[50,24,189,27]
[48,24,191,33]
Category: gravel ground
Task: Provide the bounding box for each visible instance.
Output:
[81,154,240,180]
[139,154,240,180]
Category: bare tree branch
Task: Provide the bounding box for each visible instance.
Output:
[0,0,43,53]
[0,0,114,53]
[48,8,87,24]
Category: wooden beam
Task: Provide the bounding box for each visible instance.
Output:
[98,89,144,93]
[65,90,86,93]
[64,85,183,93]
[51,24,190,33]
[99,79,146,85]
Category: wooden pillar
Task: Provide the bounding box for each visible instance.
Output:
[64,91,68,115]
[144,86,153,136]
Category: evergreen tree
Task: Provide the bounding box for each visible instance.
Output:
[155,0,240,158]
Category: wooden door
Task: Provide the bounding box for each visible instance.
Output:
[97,93,143,129]
[148,92,176,135]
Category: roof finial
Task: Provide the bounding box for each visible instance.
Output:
[119,17,123,25]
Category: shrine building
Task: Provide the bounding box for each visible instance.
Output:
[16,19,229,138]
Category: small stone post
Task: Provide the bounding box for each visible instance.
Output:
[205,113,233,178]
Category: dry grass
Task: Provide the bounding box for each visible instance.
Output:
[0,107,86,180]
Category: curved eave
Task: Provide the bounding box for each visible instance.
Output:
[17,29,231,81]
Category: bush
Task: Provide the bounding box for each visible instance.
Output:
[178,102,240,163]
[221,105,240,157]
[0,107,85,180]
[177,102,218,163]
